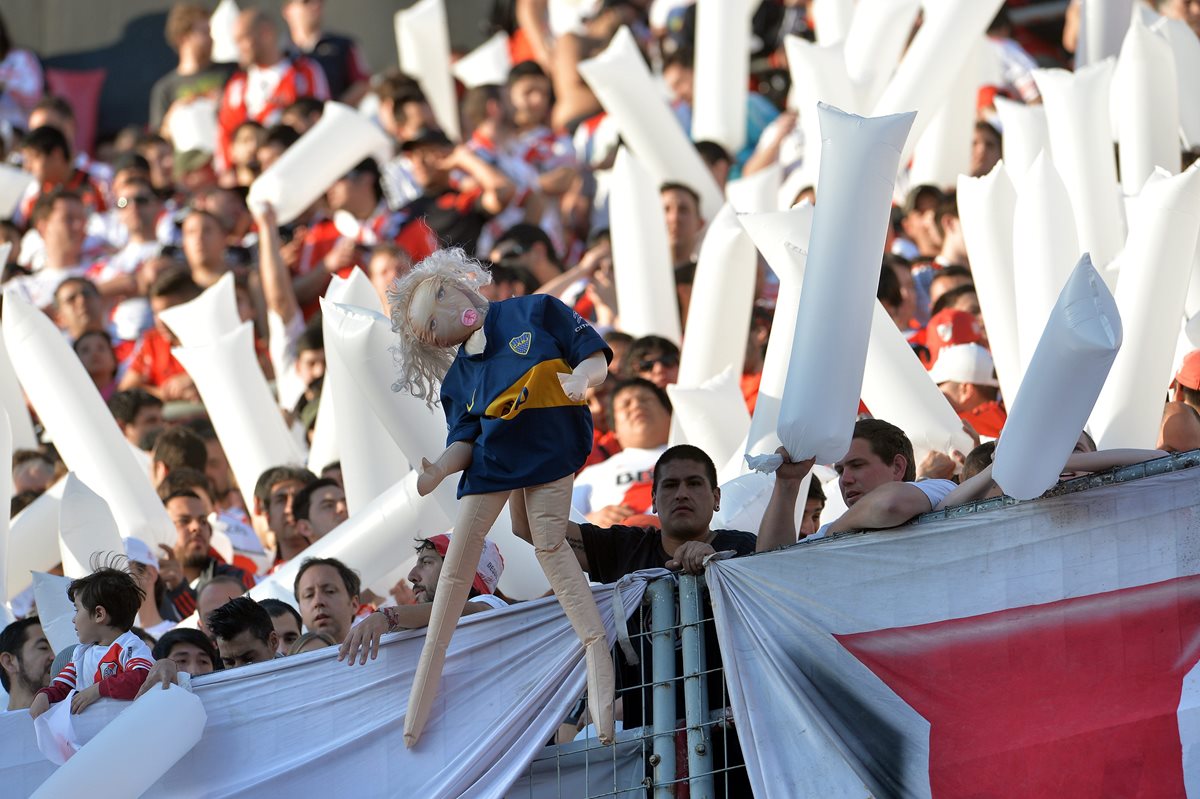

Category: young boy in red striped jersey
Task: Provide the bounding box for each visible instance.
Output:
[28,566,154,719]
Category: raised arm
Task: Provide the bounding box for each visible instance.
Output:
[252,203,303,327]
[756,447,815,552]
[446,146,515,214]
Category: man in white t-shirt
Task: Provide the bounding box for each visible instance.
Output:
[573,378,672,525]
[758,418,959,550]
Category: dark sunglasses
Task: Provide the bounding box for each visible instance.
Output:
[116,195,154,209]
[637,355,678,372]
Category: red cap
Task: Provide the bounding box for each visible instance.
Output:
[426,533,505,594]
[926,308,987,366]
[1175,350,1200,391]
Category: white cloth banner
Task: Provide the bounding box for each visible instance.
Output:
[4,577,653,797]
[707,464,1200,798]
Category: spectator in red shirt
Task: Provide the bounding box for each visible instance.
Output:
[118,266,201,402]
[17,127,107,225]
[929,343,1007,439]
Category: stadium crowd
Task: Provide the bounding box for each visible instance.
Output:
[3,0,1200,771]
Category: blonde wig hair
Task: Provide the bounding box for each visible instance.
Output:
[387,248,493,407]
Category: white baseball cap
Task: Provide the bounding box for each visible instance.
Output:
[123,537,159,570]
[928,343,999,387]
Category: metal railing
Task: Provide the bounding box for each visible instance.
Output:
[505,573,746,799]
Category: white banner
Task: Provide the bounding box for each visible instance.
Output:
[3,577,653,797]
[708,464,1200,798]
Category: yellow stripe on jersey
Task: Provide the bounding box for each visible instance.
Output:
[484,358,585,420]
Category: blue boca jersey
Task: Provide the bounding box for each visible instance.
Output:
[440,294,612,496]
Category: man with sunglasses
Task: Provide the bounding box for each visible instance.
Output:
[625,335,680,389]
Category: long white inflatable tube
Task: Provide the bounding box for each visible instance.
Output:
[247,102,392,225]
[870,0,1005,166]
[810,0,855,45]
[6,476,67,600]
[0,323,36,450]
[1154,16,1200,150]
[993,97,1051,194]
[1033,63,1126,269]
[1011,152,1081,378]
[157,271,241,349]
[394,0,460,141]
[993,255,1122,500]
[208,0,240,65]
[862,301,975,458]
[691,0,749,154]
[907,39,981,191]
[173,322,306,502]
[577,26,723,218]
[777,104,915,463]
[608,147,683,344]
[319,300,411,516]
[667,368,752,472]
[957,164,1022,406]
[842,0,922,112]
[739,203,814,458]
[725,163,782,213]
[30,685,207,799]
[1090,165,1200,449]
[58,475,125,579]
[678,203,758,386]
[31,572,76,653]
[250,470,451,608]
[451,31,510,89]
[3,295,174,548]
[783,36,860,192]
[1113,12,1181,196]
[1077,0,1135,67]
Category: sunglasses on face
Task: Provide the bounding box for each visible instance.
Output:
[637,355,678,372]
[117,195,154,209]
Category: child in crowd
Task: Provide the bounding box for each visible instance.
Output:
[28,564,155,718]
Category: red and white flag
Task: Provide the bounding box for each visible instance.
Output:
[708,466,1200,798]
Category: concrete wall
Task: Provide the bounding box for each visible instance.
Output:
[0,0,494,138]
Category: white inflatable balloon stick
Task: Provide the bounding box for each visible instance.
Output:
[1034,62,1126,268]
[725,163,782,213]
[739,203,814,459]
[6,476,67,600]
[777,104,915,464]
[209,0,240,64]
[1090,165,1200,449]
[0,295,38,450]
[157,271,241,348]
[394,0,460,141]
[692,0,749,154]
[1112,10,1181,196]
[1153,16,1200,150]
[3,295,174,549]
[58,475,125,579]
[172,322,306,501]
[32,572,77,654]
[248,102,392,225]
[783,35,860,192]
[451,31,511,89]
[810,0,855,45]
[994,255,1122,500]
[667,367,753,473]
[843,0,922,112]
[608,147,683,344]
[1076,0,1135,67]
[908,38,982,191]
[957,164,1021,406]
[30,685,207,799]
[993,97,1050,193]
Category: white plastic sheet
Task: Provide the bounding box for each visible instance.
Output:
[1154,16,1200,150]
[708,466,1200,798]
[318,298,410,515]
[692,0,749,154]
[678,204,757,386]
[667,367,752,472]
[1034,62,1126,268]
[247,102,393,225]
[6,477,67,600]
[6,578,651,797]
[863,301,974,458]
[739,203,814,458]
[994,255,1122,500]
[907,39,981,191]
[777,105,915,463]
[993,97,1050,194]
[870,0,1005,166]
[0,320,36,451]
[842,0,922,112]
[31,685,207,798]
[577,26,723,218]
[3,294,174,548]
[209,0,240,65]
[1011,152,1080,376]
[157,271,241,348]
[957,164,1021,405]
[394,0,460,141]
[58,474,125,579]
[31,572,76,654]
[1113,12,1180,196]
[173,322,306,501]
[1091,166,1200,449]
[451,31,511,89]
[608,147,682,344]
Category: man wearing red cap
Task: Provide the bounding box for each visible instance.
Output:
[1159,350,1200,451]
[337,535,507,666]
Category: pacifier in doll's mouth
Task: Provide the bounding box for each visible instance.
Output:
[461,308,479,327]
